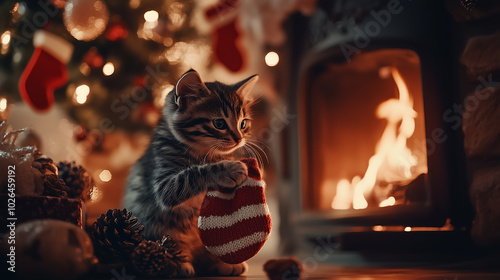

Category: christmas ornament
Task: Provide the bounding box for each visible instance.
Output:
[73,124,90,142]
[131,238,178,277]
[4,219,97,280]
[90,208,145,263]
[105,21,129,41]
[58,161,94,201]
[18,30,74,112]
[198,158,271,264]
[83,47,104,69]
[63,0,109,41]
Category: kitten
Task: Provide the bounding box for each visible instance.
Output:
[123,70,259,277]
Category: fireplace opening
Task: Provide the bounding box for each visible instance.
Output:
[302,49,429,213]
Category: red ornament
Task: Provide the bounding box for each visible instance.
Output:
[18,30,73,112]
[83,47,103,69]
[105,22,129,41]
[73,125,89,142]
[198,158,271,264]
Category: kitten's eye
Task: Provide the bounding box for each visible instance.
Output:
[213,119,227,129]
[240,119,248,129]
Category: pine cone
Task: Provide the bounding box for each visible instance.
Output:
[131,240,177,277]
[90,209,145,263]
[58,161,94,201]
[32,152,58,175]
[159,235,187,264]
[42,174,69,197]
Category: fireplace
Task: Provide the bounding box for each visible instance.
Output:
[277,0,473,253]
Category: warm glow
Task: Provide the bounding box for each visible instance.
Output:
[75,84,90,96]
[74,84,90,104]
[379,196,396,207]
[79,63,91,76]
[75,94,88,104]
[331,67,427,210]
[1,31,11,45]
[144,10,159,22]
[372,225,385,232]
[89,187,102,202]
[99,170,112,182]
[129,0,140,9]
[102,62,115,76]
[0,98,7,112]
[265,51,279,67]
[157,84,174,108]
[404,227,412,232]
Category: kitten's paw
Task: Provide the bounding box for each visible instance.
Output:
[217,161,248,188]
[176,262,195,278]
[214,262,248,276]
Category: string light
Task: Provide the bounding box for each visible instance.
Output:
[99,169,112,182]
[265,51,279,67]
[102,62,115,76]
[74,84,90,104]
[144,10,159,22]
[0,98,7,112]
[75,84,90,96]
[1,31,11,45]
[1,31,11,54]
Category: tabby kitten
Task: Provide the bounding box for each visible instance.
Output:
[123,70,259,277]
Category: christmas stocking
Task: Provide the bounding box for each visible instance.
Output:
[18,30,74,112]
[205,0,245,72]
[198,158,272,264]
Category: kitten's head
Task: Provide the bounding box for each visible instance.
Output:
[164,70,259,158]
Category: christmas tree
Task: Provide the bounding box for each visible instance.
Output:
[0,0,208,133]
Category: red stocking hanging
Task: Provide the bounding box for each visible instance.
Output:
[205,0,246,73]
[18,30,73,112]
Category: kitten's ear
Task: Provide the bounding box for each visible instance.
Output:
[235,75,259,101]
[175,70,209,110]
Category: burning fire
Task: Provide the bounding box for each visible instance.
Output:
[331,67,427,210]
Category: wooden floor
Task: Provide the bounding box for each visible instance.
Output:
[167,267,500,280]
[162,257,500,280]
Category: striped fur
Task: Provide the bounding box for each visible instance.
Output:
[123,70,258,277]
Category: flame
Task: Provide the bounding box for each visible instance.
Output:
[332,67,425,210]
[379,196,396,207]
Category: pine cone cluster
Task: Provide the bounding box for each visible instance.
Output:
[90,209,145,263]
[32,152,69,198]
[58,161,94,200]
